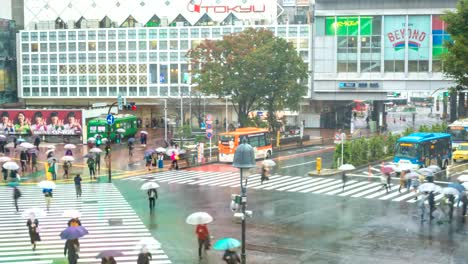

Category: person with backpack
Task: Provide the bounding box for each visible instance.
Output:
[147,188,158,214]
[13,186,21,212]
[87,157,96,180]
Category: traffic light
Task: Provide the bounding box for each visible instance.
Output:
[125,102,137,111]
[443,91,449,97]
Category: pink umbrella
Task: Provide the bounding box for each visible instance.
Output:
[381,165,394,174]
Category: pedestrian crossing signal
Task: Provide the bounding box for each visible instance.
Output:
[125,102,137,111]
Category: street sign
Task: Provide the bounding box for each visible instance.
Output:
[117,95,123,110]
[106,114,115,125]
[206,132,213,139]
[206,123,212,130]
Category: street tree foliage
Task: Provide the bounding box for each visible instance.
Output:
[188,28,308,128]
[442,0,468,91]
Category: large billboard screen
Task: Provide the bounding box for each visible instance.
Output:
[0,109,83,136]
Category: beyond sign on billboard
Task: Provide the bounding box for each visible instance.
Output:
[0,110,83,136]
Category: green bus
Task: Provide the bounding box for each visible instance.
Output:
[87,114,137,141]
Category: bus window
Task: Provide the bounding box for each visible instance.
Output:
[248,135,260,147]
[448,128,467,141]
[265,133,271,145]
[90,126,97,133]
[97,126,106,132]
[220,135,234,146]
[395,143,418,158]
[258,133,266,147]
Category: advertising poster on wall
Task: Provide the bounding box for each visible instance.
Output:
[407,16,430,60]
[0,109,83,136]
[384,16,406,60]
[432,15,451,58]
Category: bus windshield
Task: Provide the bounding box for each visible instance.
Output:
[220,135,234,145]
[448,128,467,141]
[395,143,418,159]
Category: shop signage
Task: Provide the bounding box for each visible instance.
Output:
[339,82,380,89]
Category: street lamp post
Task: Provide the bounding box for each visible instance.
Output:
[107,101,118,183]
[232,139,256,264]
[164,99,168,142]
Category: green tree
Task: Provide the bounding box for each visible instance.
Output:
[442,0,468,92]
[188,28,307,128]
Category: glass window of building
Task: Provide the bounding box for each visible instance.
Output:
[118,41,126,50]
[78,31,86,40]
[40,32,47,41]
[222,28,232,35]
[190,28,199,38]
[88,65,96,74]
[181,64,189,84]
[160,52,168,62]
[79,76,87,85]
[201,28,210,38]
[88,31,96,40]
[89,42,97,51]
[432,15,450,72]
[31,32,38,41]
[212,28,221,38]
[160,40,168,50]
[180,40,189,50]
[170,40,178,50]
[40,54,48,63]
[149,40,158,50]
[89,87,97,96]
[50,65,57,74]
[118,30,126,39]
[68,31,76,41]
[170,86,179,96]
[99,53,106,63]
[78,42,86,52]
[59,65,67,74]
[41,65,48,74]
[128,41,137,51]
[149,52,157,62]
[139,41,147,50]
[99,76,107,85]
[109,87,117,96]
[109,65,117,74]
[31,43,38,52]
[68,42,76,52]
[326,16,358,72]
[58,31,66,41]
[139,29,147,39]
[160,29,168,39]
[180,29,188,38]
[139,64,147,73]
[149,64,158,84]
[59,43,66,52]
[23,88,30,96]
[21,32,29,42]
[149,87,158,96]
[50,76,58,85]
[288,26,298,38]
[139,86,147,96]
[22,54,29,64]
[170,52,178,61]
[98,42,106,51]
[41,87,49,96]
[139,52,147,62]
[119,64,127,73]
[170,64,178,84]
[108,53,116,62]
[406,16,431,72]
[32,76,39,85]
[128,30,136,39]
[60,87,67,96]
[119,53,127,62]
[49,32,57,41]
[69,87,77,96]
[50,43,57,52]
[32,87,39,96]
[360,16,382,72]
[108,30,116,40]
[170,29,178,38]
[384,16,406,72]
[99,65,107,74]
[79,65,86,74]
[98,87,107,96]
[59,54,67,63]
[50,87,58,96]
[22,43,29,52]
[98,30,106,40]
[181,86,189,96]
[299,39,308,49]
[108,41,116,51]
[23,66,30,75]
[31,54,38,63]
[300,26,309,37]
[69,54,77,63]
[79,87,87,96]
[160,86,168,96]
[129,87,137,96]
[60,76,67,85]
[233,27,242,33]
[50,54,57,63]
[119,86,127,95]
[160,65,168,84]
[149,29,157,39]
[69,76,77,85]
[31,65,39,74]
[89,76,97,85]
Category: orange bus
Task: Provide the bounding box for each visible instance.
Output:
[218,127,272,162]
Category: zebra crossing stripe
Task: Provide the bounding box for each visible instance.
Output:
[379,189,408,200]
[0,184,171,264]
[275,178,321,191]
[285,178,334,192]
[299,180,343,193]
[262,177,307,190]
[392,191,417,202]
[188,172,234,185]
[325,181,369,195]
[364,185,398,199]
[252,176,295,190]
[337,182,381,196]
[313,180,359,194]
[198,174,239,186]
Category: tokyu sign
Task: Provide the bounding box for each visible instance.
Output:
[187,1,266,13]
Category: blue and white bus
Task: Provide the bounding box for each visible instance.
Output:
[447,118,468,150]
[394,132,452,169]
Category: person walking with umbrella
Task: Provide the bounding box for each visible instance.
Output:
[222,249,241,264]
[398,170,406,193]
[48,158,58,181]
[461,192,468,223]
[74,174,82,198]
[196,223,210,259]
[87,156,96,180]
[447,193,455,221]
[26,213,41,250]
[261,164,270,185]
[418,191,428,223]
[95,151,101,172]
[20,150,28,173]
[31,152,38,173]
[101,256,117,264]
[170,151,179,170]
[34,136,40,150]
[428,191,436,222]
[380,173,389,193]
[137,246,152,264]
[63,160,71,179]
[43,189,53,212]
[148,188,158,214]
[64,239,79,264]
[341,171,347,191]
[128,140,134,157]
[214,238,241,264]
[13,186,21,212]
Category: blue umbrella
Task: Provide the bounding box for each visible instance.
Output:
[60,226,89,240]
[7,181,19,187]
[83,153,95,159]
[213,238,241,251]
[448,183,465,193]
[144,150,154,157]
[128,138,136,143]
[17,138,26,142]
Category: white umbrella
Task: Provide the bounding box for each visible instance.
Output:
[419,183,442,193]
[64,144,76,149]
[117,128,125,133]
[166,149,178,156]
[140,131,148,135]
[0,135,6,138]
[395,163,416,172]
[46,149,55,155]
[457,174,468,182]
[87,137,96,142]
[156,147,166,153]
[134,237,161,253]
[186,212,213,225]
[5,142,14,148]
[442,187,460,196]
[89,148,102,153]
[140,182,160,190]
[44,144,56,149]
[2,161,19,170]
[0,156,11,162]
[462,182,468,190]
[61,156,75,162]
[338,164,356,171]
[22,208,47,219]
[19,142,35,149]
[262,159,276,167]
[405,171,420,180]
[38,180,56,189]
[62,209,82,218]
[418,168,434,177]
[427,165,441,173]
[102,138,108,143]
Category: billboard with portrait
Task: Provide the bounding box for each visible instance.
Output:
[0,109,83,136]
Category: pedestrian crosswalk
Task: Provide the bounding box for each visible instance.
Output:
[0,184,171,264]
[124,170,455,206]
